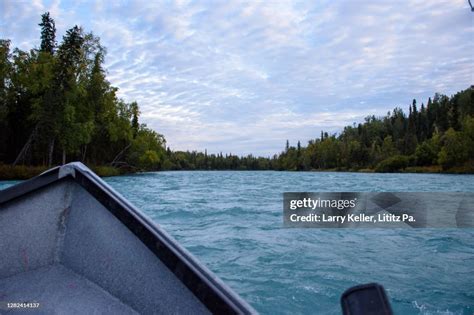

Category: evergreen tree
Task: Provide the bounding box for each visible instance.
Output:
[131,101,139,138]
[39,12,56,54]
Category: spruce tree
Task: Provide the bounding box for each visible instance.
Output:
[39,12,56,54]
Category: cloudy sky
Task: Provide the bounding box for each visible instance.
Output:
[2,0,473,156]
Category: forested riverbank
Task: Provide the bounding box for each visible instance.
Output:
[115,85,474,175]
[1,13,473,180]
[0,13,166,178]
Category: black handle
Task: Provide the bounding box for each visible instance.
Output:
[341,283,393,315]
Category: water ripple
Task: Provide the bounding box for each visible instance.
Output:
[1,171,473,314]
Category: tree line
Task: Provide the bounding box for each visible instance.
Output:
[274,88,474,172]
[0,13,166,172]
[162,87,473,172]
[1,13,473,175]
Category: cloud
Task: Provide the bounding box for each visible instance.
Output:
[2,0,473,156]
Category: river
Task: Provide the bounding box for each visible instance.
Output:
[1,171,473,314]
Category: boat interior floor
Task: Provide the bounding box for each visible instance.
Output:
[0,264,138,314]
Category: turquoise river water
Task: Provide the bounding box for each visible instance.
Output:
[1,171,473,314]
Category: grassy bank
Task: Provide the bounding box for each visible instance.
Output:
[399,162,474,174]
[0,164,124,180]
[365,164,474,174]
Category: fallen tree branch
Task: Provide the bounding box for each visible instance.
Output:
[13,124,39,166]
[110,143,131,166]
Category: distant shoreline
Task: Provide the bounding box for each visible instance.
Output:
[1,163,472,181]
